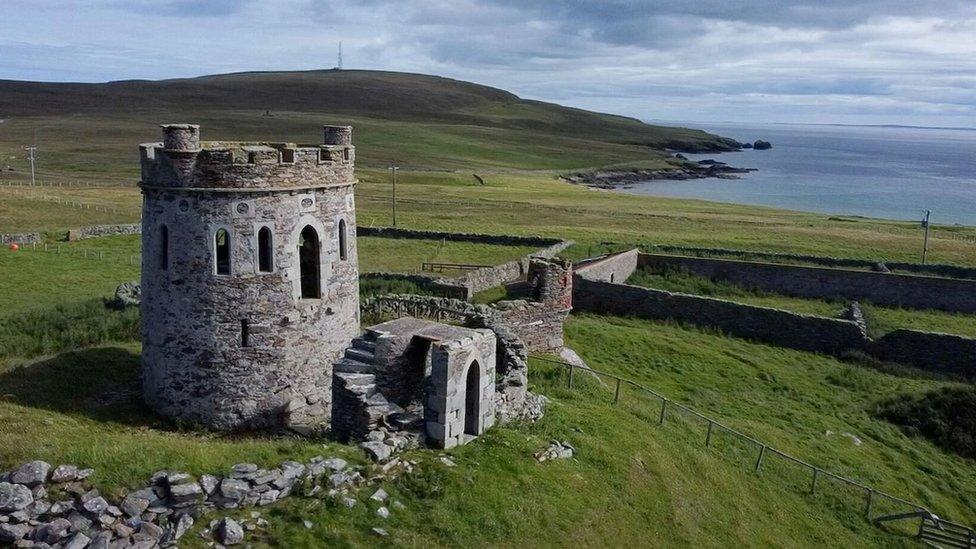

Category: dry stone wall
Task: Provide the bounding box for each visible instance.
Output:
[573,277,868,356]
[573,276,976,377]
[641,244,976,280]
[67,223,141,241]
[0,233,40,245]
[575,249,639,284]
[638,253,976,314]
[871,330,976,376]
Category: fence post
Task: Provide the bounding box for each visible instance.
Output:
[811,469,819,494]
[567,364,574,389]
[705,421,714,447]
[755,445,766,473]
[659,399,667,424]
[613,379,621,405]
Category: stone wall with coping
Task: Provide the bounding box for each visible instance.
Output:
[573,276,868,356]
[358,227,572,300]
[871,330,976,376]
[0,233,40,245]
[638,253,976,314]
[574,249,639,284]
[573,275,976,376]
[641,243,976,280]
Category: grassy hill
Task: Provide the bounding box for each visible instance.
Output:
[0,70,737,179]
[1,69,976,546]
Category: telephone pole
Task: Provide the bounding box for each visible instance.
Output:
[921,209,931,264]
[24,145,37,186]
[388,163,399,226]
[337,41,343,70]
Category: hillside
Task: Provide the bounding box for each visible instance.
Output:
[0,70,738,178]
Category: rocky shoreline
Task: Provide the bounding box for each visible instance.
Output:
[562,161,756,189]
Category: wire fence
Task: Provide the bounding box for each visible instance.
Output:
[530,355,975,542]
[0,184,138,217]
[12,240,142,267]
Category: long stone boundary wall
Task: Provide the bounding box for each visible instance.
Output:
[66,223,141,241]
[0,232,41,245]
[871,331,976,377]
[359,272,469,300]
[574,249,639,283]
[573,276,976,376]
[357,227,564,248]
[573,277,867,355]
[642,244,976,281]
[638,253,976,314]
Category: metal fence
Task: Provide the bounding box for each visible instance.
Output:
[530,355,975,542]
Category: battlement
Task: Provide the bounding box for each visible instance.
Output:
[140,124,356,191]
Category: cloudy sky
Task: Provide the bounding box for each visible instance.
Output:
[2,0,975,126]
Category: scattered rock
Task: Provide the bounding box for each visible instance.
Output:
[376,506,390,519]
[107,281,141,309]
[439,456,456,467]
[370,488,388,502]
[534,440,576,462]
[216,517,244,546]
[11,461,50,487]
[63,532,91,549]
[302,519,313,529]
[0,482,33,512]
[372,527,389,537]
[753,139,772,150]
[361,441,393,462]
[50,465,79,484]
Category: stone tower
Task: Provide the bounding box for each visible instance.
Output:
[139,124,360,430]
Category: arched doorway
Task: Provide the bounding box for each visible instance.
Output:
[299,225,321,299]
[464,360,481,436]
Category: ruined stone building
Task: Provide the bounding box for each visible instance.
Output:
[139,124,360,430]
[138,124,542,449]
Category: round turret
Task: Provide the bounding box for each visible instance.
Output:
[139,124,360,430]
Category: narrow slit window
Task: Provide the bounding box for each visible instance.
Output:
[160,225,169,270]
[342,148,350,161]
[215,229,231,275]
[247,151,257,164]
[299,225,321,299]
[338,219,347,261]
[241,319,250,347]
[258,226,273,272]
[280,148,295,163]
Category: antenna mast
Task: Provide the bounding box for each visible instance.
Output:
[337,41,343,70]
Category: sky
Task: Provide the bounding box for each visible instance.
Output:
[1,0,975,127]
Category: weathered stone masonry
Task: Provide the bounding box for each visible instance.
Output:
[139,124,360,430]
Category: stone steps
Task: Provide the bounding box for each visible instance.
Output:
[343,346,375,364]
[352,338,376,353]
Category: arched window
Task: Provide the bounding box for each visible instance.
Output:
[338,219,347,261]
[258,226,273,273]
[160,225,169,270]
[215,229,231,275]
[299,225,321,299]
[464,360,482,436]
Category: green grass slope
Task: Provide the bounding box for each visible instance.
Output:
[3,314,972,546]
[0,70,736,178]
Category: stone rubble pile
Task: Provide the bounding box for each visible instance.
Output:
[0,454,387,548]
[534,441,576,462]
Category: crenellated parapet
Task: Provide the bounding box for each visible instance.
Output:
[140,124,356,191]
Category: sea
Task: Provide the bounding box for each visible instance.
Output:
[619,121,976,226]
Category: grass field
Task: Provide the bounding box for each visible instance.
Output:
[627,268,976,338]
[3,314,972,546]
